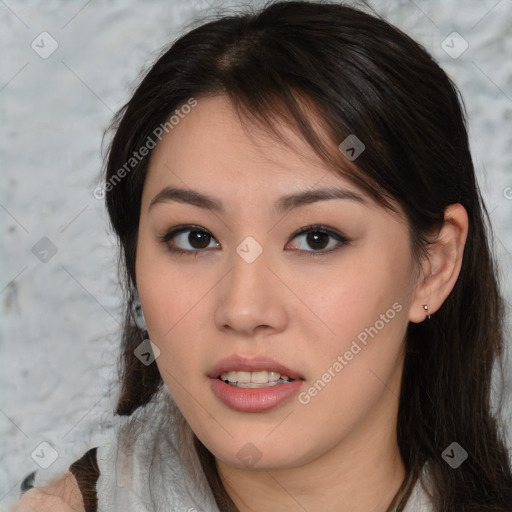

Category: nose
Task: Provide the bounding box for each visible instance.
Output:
[213,242,289,338]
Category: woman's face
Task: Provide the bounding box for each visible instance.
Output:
[136,95,421,471]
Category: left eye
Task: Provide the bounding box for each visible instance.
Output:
[285,225,349,255]
[159,224,349,255]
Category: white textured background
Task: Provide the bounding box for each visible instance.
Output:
[1,0,511,509]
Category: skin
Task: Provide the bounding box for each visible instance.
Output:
[135,95,468,511]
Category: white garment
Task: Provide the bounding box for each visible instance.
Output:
[96,385,434,512]
[402,463,435,512]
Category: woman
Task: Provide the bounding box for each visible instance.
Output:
[12,1,512,511]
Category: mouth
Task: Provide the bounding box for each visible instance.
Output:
[208,355,305,411]
[218,370,296,388]
[209,360,304,412]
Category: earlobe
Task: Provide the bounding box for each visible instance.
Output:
[409,204,468,323]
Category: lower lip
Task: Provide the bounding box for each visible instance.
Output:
[209,378,303,412]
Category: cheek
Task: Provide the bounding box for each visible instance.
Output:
[135,240,219,393]
[306,248,411,349]
[291,285,408,448]
[136,232,207,334]
[296,240,412,404]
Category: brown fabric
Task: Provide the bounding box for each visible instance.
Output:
[20,470,37,495]
[68,447,100,512]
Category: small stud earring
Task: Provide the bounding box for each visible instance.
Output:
[423,304,431,320]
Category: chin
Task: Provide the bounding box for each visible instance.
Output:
[203,433,314,471]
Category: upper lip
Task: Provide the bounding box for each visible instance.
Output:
[208,355,304,380]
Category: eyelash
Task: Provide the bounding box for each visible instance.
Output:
[158,224,350,258]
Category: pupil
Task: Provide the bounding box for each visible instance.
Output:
[307,232,328,250]
[190,230,210,249]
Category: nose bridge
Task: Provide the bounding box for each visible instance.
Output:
[231,234,268,291]
[227,234,272,307]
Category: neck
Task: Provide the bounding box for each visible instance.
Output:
[215,415,406,512]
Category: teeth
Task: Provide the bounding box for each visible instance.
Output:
[268,371,280,382]
[251,371,269,383]
[219,370,294,386]
[237,371,252,383]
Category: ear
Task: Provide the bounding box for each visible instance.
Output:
[409,203,469,323]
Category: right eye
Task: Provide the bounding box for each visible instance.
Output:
[159,225,221,255]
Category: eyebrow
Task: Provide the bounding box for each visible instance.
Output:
[149,186,366,215]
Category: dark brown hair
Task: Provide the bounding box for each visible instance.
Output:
[99,1,512,510]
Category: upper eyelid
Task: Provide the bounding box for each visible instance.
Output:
[163,224,345,239]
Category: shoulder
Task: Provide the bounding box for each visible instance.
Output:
[10,471,85,512]
[10,447,100,512]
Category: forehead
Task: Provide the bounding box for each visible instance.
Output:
[144,95,366,202]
